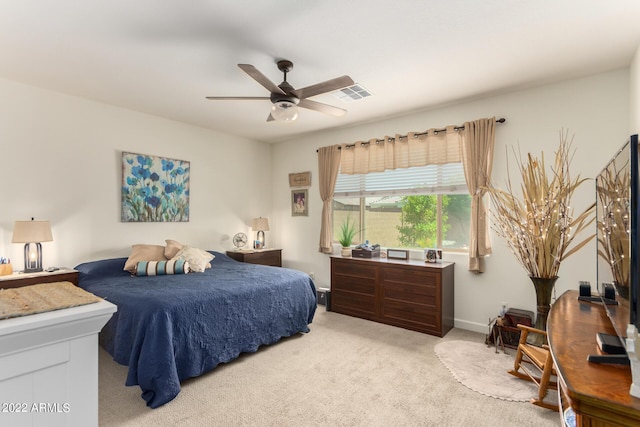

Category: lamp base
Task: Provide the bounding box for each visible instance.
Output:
[254,230,266,249]
[23,242,43,273]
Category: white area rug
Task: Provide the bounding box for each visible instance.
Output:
[434,340,543,402]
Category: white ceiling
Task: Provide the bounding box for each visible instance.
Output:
[1,1,640,143]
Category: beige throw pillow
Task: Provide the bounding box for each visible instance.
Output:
[123,244,167,272]
[164,239,183,259]
[171,246,214,273]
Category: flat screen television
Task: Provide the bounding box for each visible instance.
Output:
[594,134,640,363]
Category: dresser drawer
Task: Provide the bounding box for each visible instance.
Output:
[332,258,377,279]
[332,273,376,295]
[381,266,440,306]
[381,281,438,306]
[331,289,377,318]
[248,252,281,266]
[226,249,282,267]
[382,266,440,287]
[382,299,441,334]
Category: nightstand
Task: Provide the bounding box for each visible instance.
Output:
[0,268,79,289]
[226,249,282,267]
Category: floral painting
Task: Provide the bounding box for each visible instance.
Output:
[121,152,190,222]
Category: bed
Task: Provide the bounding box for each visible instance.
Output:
[75,251,317,408]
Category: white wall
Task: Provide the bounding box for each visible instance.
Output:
[272,69,630,333]
[0,68,633,334]
[0,78,272,269]
[631,43,640,134]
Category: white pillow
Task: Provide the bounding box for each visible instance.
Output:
[171,246,214,273]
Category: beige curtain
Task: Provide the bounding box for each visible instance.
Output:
[331,118,497,271]
[318,145,342,253]
[462,117,496,273]
[340,126,462,174]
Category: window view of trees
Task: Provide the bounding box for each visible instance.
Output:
[397,195,445,248]
[332,161,471,251]
[333,194,471,251]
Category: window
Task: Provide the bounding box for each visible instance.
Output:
[333,163,471,250]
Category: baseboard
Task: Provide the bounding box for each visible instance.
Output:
[454,319,488,334]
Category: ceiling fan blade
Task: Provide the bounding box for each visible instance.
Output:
[298,99,347,117]
[206,96,270,100]
[238,64,286,95]
[293,75,354,99]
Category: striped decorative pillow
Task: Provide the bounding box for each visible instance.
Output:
[135,259,190,276]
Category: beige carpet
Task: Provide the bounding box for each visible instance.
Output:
[434,340,548,402]
[99,309,559,426]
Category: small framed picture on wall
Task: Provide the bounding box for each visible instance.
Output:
[292,189,308,216]
[289,171,311,187]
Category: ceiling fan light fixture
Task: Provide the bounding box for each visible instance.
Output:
[207,60,353,122]
[271,100,299,122]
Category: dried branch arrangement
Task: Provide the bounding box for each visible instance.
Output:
[597,158,630,287]
[484,132,595,278]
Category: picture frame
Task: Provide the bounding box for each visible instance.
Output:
[121,151,190,222]
[289,171,311,187]
[424,248,443,263]
[387,249,409,260]
[292,189,308,216]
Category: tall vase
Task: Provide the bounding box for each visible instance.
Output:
[529,276,558,346]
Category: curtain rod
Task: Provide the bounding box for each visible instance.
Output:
[316,117,505,152]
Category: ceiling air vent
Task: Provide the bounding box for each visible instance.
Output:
[332,84,372,102]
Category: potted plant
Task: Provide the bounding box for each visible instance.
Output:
[484,132,595,343]
[337,215,359,257]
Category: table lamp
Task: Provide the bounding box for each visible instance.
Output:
[252,217,270,249]
[12,218,53,273]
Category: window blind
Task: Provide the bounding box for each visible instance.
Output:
[334,163,468,198]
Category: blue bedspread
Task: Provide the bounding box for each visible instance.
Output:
[75,251,316,408]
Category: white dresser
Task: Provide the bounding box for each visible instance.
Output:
[0,300,116,427]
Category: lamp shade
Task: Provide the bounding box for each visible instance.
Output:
[252,217,270,231]
[271,101,298,122]
[12,220,53,243]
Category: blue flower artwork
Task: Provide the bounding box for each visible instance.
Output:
[121,152,190,222]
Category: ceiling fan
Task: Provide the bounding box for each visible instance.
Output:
[206,60,354,122]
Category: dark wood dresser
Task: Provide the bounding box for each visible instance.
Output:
[330,256,454,337]
[548,290,640,425]
[226,249,282,267]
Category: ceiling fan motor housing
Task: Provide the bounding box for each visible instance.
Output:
[270,92,299,105]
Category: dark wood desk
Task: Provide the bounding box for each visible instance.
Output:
[548,290,640,426]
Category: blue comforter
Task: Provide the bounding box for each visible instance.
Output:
[75,251,316,408]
